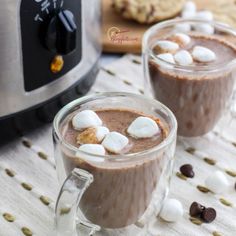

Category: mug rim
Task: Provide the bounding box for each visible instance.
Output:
[142,18,236,73]
[53,92,177,161]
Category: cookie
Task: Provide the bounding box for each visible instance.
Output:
[112,0,186,24]
[204,0,236,28]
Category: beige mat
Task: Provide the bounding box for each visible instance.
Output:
[0,54,235,236]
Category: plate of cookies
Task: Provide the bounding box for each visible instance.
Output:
[102,0,236,53]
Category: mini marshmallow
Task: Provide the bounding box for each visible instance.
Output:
[76,144,106,162]
[153,40,179,54]
[181,1,196,18]
[174,23,191,33]
[157,53,175,64]
[72,110,102,130]
[193,23,214,35]
[170,33,191,46]
[78,144,105,155]
[181,10,196,19]
[205,171,230,194]
[127,116,160,139]
[77,127,98,144]
[96,126,110,142]
[195,11,214,21]
[174,50,193,66]
[102,132,129,154]
[182,1,196,13]
[192,46,216,62]
[159,198,184,222]
[77,126,109,144]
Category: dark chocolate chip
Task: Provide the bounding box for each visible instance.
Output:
[201,207,216,223]
[180,164,195,178]
[190,202,205,217]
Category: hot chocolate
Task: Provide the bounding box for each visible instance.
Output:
[63,109,166,153]
[60,109,168,228]
[148,34,236,136]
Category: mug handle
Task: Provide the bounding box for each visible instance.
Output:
[55,168,100,236]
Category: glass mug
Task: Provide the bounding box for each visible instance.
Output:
[53,92,177,236]
[143,19,236,137]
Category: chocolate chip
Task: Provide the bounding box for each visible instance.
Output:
[201,207,216,223]
[180,164,194,178]
[235,182,236,190]
[190,202,205,217]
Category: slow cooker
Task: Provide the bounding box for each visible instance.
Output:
[0,0,101,143]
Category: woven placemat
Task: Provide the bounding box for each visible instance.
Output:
[0,54,235,236]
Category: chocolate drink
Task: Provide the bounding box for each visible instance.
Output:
[149,35,236,137]
[60,109,168,228]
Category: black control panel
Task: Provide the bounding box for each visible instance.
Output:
[20,0,82,91]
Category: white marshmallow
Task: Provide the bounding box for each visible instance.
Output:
[205,171,230,194]
[157,53,175,64]
[76,144,106,162]
[102,132,129,154]
[193,23,214,34]
[174,23,191,33]
[174,50,193,66]
[195,11,214,21]
[127,116,160,139]
[181,10,196,19]
[72,110,102,130]
[96,126,110,142]
[183,1,197,13]
[77,126,110,144]
[159,198,183,222]
[154,40,179,54]
[192,46,216,62]
[171,33,191,46]
[78,144,105,155]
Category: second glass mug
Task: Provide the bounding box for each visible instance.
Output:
[53,93,177,236]
[143,19,236,137]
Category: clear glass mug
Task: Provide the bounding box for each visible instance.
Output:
[143,19,236,137]
[53,92,177,236]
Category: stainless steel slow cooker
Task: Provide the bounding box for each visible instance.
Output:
[0,0,101,143]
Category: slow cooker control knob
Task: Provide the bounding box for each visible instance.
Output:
[45,10,77,55]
